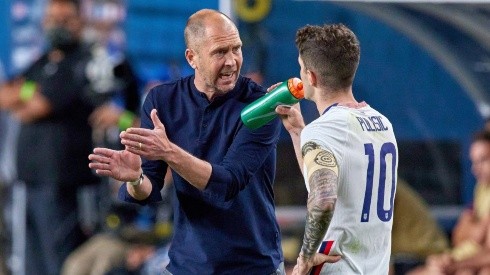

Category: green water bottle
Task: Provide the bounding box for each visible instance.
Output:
[241,77,304,130]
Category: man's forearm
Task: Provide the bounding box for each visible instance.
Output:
[164,142,212,190]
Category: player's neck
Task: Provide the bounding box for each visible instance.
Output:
[316,88,357,115]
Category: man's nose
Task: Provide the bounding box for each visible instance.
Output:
[224,51,236,66]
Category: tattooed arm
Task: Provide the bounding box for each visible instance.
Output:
[293,142,341,275]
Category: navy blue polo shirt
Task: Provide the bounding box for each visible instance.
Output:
[119,75,283,274]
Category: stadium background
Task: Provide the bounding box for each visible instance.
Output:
[1,0,489,232]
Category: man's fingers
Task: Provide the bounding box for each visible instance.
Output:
[150,109,165,129]
[94,169,113,177]
[123,127,149,136]
[88,153,111,163]
[88,162,110,171]
[266,82,282,92]
[92,147,115,156]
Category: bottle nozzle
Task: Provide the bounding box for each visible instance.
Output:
[288,77,304,99]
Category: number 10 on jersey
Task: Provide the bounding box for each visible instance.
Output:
[361,142,397,223]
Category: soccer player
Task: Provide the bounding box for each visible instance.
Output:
[276,23,399,274]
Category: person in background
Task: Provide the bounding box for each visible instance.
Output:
[390,178,450,275]
[407,129,490,275]
[61,168,173,275]
[0,0,103,274]
[0,63,13,275]
[82,5,142,235]
[276,23,398,274]
[89,8,285,275]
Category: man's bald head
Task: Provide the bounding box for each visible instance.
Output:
[184,9,237,51]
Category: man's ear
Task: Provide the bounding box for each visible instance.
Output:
[307,69,317,87]
[185,49,197,69]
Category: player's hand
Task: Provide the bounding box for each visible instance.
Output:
[275,103,305,135]
[88,148,142,181]
[266,81,305,134]
[292,253,341,275]
[121,109,172,161]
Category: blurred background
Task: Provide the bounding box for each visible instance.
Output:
[0,0,489,274]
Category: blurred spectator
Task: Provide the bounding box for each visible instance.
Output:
[0,63,12,275]
[71,0,143,239]
[87,53,141,142]
[0,0,123,273]
[82,0,141,148]
[62,202,172,275]
[407,129,490,275]
[62,169,173,275]
[390,178,450,275]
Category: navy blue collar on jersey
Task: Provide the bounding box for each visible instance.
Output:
[322,103,339,115]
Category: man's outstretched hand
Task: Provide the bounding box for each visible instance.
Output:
[88,148,142,182]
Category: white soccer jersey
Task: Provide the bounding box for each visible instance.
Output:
[301,104,398,275]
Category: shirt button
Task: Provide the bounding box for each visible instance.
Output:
[203,124,207,128]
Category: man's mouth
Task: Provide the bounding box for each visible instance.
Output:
[219,72,234,81]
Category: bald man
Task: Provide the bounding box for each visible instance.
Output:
[89,9,285,275]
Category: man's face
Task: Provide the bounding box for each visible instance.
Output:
[43,1,82,49]
[470,140,490,185]
[190,22,243,95]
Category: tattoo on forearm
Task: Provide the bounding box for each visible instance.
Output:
[301,168,337,258]
[302,141,320,157]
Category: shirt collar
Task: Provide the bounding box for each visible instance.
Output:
[322,103,339,115]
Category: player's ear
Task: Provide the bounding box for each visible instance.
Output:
[307,69,317,87]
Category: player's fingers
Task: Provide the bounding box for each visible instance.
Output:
[275,105,293,115]
[312,253,341,265]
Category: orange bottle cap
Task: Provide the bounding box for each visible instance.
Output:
[287,77,304,99]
